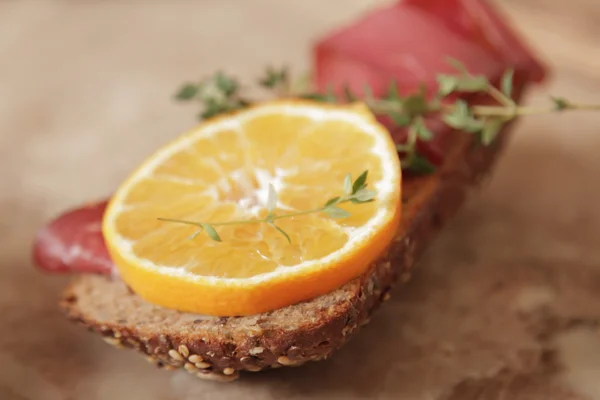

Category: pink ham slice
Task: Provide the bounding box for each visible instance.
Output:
[314,0,546,98]
[401,0,546,82]
[33,201,113,275]
[314,5,501,99]
[33,0,546,275]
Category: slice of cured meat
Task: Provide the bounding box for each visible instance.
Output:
[33,200,114,275]
[401,0,546,82]
[314,5,502,99]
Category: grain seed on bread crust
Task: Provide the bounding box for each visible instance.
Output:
[59,96,522,381]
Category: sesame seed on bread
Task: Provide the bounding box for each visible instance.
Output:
[59,115,518,382]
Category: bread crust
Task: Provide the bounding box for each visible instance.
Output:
[59,120,516,382]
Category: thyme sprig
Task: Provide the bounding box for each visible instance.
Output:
[175,59,600,174]
[158,171,375,243]
[175,71,250,119]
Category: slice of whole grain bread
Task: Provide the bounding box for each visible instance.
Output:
[60,116,517,382]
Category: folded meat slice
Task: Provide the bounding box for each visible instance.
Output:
[402,0,546,82]
[34,1,547,278]
[314,0,546,98]
[314,6,499,99]
[33,201,113,275]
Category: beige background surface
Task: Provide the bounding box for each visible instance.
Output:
[1,0,599,399]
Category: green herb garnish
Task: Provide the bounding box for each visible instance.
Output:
[174,58,600,174]
[158,171,375,243]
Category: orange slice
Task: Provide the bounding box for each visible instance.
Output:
[102,100,401,316]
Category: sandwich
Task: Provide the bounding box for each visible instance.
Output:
[32,0,546,382]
